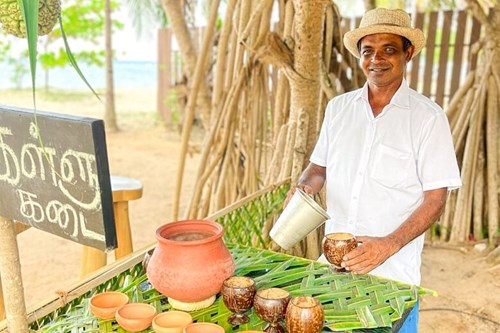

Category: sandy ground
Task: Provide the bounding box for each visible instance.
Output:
[1,89,500,332]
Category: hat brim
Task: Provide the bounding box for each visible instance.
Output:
[343,25,426,58]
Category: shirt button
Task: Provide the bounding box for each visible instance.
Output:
[353,196,358,200]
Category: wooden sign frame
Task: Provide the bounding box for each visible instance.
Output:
[0,105,116,251]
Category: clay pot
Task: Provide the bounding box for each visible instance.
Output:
[322,232,357,270]
[253,288,291,333]
[285,296,324,333]
[152,310,193,333]
[88,291,129,320]
[221,276,256,325]
[147,220,235,306]
[183,322,225,333]
[115,303,157,332]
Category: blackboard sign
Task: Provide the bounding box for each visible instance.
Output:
[0,105,116,251]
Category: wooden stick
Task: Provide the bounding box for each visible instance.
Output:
[278,122,297,181]
[485,74,499,245]
[271,0,294,141]
[172,0,222,220]
[0,217,28,333]
[265,124,288,184]
[440,190,457,241]
[446,70,475,123]
[211,0,237,119]
[472,135,485,240]
[187,67,247,218]
[450,81,486,242]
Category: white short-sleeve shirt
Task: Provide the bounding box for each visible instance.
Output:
[310,80,461,285]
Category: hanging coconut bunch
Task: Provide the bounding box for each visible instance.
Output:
[0,0,61,38]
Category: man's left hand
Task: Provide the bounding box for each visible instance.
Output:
[341,236,399,274]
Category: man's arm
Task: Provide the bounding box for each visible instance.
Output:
[284,162,326,206]
[342,187,448,274]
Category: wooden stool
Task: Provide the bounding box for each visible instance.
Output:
[80,176,143,277]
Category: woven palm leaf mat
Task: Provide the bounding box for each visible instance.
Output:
[32,244,434,332]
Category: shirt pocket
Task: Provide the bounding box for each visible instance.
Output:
[370,144,413,188]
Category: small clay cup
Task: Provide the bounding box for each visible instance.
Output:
[221,276,256,325]
[183,322,225,333]
[88,291,129,320]
[285,296,324,333]
[322,232,357,271]
[253,288,291,333]
[115,303,157,331]
[152,310,193,333]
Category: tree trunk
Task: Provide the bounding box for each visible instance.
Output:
[160,0,213,130]
[157,28,172,124]
[289,0,328,176]
[104,0,118,131]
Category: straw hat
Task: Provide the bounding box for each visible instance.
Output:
[343,8,426,58]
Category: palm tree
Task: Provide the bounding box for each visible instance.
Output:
[104,0,118,131]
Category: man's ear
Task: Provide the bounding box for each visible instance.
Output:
[405,45,415,62]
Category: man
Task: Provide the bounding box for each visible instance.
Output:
[286,8,461,331]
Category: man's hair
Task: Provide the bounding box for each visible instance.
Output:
[356,36,413,53]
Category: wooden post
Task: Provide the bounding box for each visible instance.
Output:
[157,27,172,124]
[0,216,28,332]
[0,279,4,320]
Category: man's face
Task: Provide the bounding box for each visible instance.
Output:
[358,33,414,88]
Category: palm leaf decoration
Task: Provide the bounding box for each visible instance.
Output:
[31,245,434,332]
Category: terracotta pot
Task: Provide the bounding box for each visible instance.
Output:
[152,310,193,333]
[115,303,156,332]
[183,322,225,333]
[147,220,235,304]
[285,296,324,333]
[88,291,129,320]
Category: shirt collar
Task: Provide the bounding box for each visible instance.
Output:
[355,79,411,109]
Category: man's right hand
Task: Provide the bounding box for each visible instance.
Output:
[284,183,314,207]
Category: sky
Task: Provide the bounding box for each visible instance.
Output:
[112,7,158,62]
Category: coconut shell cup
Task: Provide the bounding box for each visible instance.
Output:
[253,288,291,333]
[285,296,324,333]
[322,232,357,271]
[221,276,256,325]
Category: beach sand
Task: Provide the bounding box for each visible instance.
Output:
[1,88,499,332]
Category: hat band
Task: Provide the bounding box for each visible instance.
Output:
[363,23,410,28]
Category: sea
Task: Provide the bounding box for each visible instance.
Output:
[0,60,157,90]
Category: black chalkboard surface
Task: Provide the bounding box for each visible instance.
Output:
[0,105,116,251]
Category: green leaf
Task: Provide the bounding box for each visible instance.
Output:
[18,0,39,106]
[58,16,102,101]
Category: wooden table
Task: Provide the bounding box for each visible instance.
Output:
[14,244,427,332]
